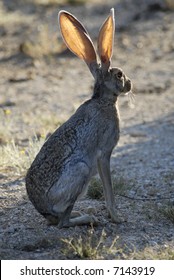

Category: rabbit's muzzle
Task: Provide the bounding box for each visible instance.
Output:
[123,77,132,94]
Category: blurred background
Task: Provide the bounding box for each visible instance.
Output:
[0,0,174,260]
[0,0,174,141]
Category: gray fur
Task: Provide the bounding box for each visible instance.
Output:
[26,10,132,228]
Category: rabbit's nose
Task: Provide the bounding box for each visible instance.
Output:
[124,78,132,93]
[127,77,131,84]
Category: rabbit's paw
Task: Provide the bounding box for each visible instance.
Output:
[76,214,98,226]
[108,208,126,224]
[71,211,82,218]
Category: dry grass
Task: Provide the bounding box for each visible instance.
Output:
[37,113,63,132]
[87,177,103,199]
[22,111,63,134]
[130,245,174,260]
[0,109,15,144]
[159,204,174,224]
[0,107,63,176]
[62,228,120,259]
[87,176,131,200]
[0,136,45,176]
[61,228,174,260]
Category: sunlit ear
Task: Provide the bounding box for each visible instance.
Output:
[97,8,115,74]
[58,10,98,77]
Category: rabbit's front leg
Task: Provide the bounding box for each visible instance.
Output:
[97,156,124,223]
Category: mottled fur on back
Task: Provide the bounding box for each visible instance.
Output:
[26,98,119,214]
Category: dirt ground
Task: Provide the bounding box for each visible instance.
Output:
[0,0,174,259]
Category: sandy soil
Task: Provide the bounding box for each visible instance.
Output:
[0,0,174,259]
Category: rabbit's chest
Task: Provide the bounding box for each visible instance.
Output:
[98,118,120,154]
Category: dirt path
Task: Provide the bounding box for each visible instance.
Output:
[0,0,174,259]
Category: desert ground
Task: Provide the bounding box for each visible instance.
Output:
[0,0,174,259]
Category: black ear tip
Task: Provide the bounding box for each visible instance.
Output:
[58,10,65,16]
[58,10,65,22]
[58,10,73,21]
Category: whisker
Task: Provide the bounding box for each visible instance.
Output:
[125,91,135,107]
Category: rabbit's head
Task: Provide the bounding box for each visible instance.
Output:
[58,9,132,99]
[101,67,132,97]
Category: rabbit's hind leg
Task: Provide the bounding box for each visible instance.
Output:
[68,214,98,227]
[56,206,98,228]
[57,206,98,228]
[70,211,82,218]
[59,212,98,228]
[42,208,81,227]
[57,204,74,228]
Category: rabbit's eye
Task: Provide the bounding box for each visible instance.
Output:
[117,71,123,79]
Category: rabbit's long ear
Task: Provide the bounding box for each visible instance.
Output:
[58,10,98,77]
[98,8,115,74]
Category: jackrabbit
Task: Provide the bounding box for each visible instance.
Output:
[26,8,132,228]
